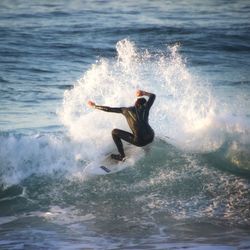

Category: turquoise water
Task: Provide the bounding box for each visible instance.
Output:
[0,0,250,249]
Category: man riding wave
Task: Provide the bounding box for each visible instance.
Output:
[87,90,156,161]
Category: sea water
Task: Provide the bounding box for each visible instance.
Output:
[0,0,250,249]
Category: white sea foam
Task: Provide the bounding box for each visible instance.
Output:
[59,39,222,153]
[0,133,83,186]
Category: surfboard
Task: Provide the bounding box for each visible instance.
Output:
[83,146,144,176]
[83,157,127,176]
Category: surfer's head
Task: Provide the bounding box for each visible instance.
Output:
[135,97,146,108]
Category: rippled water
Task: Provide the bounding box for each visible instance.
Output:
[0,0,250,249]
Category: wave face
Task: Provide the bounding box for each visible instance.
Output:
[0,136,250,248]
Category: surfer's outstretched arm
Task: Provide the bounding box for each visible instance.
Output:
[87,101,123,113]
[95,105,123,113]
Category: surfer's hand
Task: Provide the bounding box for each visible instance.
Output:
[87,100,95,108]
[136,90,144,97]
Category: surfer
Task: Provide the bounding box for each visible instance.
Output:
[87,90,156,161]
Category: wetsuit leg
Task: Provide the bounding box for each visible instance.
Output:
[112,129,135,157]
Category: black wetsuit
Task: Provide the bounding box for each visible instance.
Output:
[95,93,156,157]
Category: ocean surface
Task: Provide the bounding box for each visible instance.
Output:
[0,0,250,249]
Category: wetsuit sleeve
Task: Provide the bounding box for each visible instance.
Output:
[95,105,123,113]
[145,93,156,111]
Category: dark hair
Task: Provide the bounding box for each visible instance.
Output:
[135,98,146,107]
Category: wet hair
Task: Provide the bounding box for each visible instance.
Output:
[135,97,146,107]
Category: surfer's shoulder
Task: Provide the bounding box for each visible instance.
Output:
[122,106,134,114]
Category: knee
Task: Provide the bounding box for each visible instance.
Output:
[112,129,119,136]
